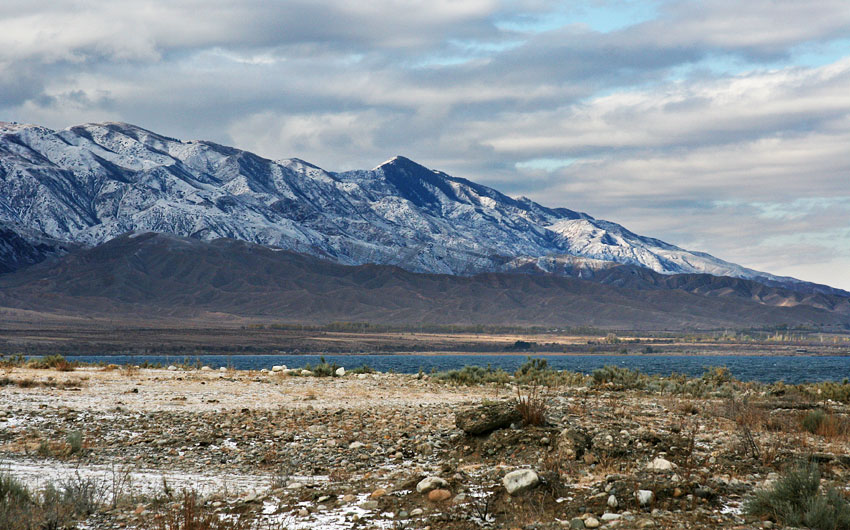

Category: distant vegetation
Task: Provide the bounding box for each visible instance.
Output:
[432,357,850,403]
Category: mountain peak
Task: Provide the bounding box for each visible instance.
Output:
[373,155,427,172]
[1,120,845,297]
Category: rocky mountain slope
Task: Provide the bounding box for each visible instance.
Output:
[2,121,838,297]
[0,232,846,329]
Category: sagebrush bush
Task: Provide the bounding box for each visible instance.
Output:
[350,364,374,374]
[66,430,84,455]
[802,410,828,434]
[302,356,341,377]
[27,354,75,371]
[434,364,512,385]
[745,463,850,529]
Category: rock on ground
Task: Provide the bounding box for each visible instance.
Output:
[455,401,521,435]
[502,469,539,495]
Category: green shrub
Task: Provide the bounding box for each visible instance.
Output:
[302,356,341,377]
[66,430,84,455]
[27,355,75,371]
[802,410,828,434]
[591,365,648,390]
[745,463,850,529]
[0,472,36,530]
[434,365,511,385]
[350,364,374,374]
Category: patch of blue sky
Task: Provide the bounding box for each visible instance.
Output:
[496,1,660,34]
[790,38,850,68]
[516,157,577,172]
[406,39,523,69]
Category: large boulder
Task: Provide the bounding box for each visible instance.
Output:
[455,401,521,435]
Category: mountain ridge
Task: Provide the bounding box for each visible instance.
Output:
[0,232,846,329]
[0,120,843,298]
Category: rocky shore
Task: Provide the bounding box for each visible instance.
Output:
[2,363,849,529]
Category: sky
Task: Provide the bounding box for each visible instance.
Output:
[1,0,849,290]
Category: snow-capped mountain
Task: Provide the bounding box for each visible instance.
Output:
[0,121,832,293]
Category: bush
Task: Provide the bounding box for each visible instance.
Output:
[66,430,84,455]
[0,473,38,530]
[302,356,341,377]
[350,364,374,374]
[27,355,75,371]
[800,409,849,439]
[0,471,107,530]
[434,365,511,385]
[803,410,828,434]
[591,365,648,390]
[745,463,850,529]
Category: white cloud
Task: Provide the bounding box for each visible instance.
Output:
[2,0,850,289]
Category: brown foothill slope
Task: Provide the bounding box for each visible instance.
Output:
[0,232,847,329]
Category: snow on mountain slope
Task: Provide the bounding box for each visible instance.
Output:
[0,121,835,294]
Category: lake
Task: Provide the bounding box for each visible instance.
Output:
[63,354,850,384]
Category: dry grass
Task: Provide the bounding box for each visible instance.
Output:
[145,491,250,530]
[515,385,546,426]
[801,409,850,440]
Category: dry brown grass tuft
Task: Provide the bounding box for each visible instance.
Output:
[145,491,249,530]
[516,385,546,426]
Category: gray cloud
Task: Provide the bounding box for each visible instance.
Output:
[2,0,849,289]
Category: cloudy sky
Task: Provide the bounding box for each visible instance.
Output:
[2,0,849,289]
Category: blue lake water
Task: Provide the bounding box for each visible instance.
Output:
[63,354,850,384]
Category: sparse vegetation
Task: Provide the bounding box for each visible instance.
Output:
[144,490,249,530]
[745,463,850,529]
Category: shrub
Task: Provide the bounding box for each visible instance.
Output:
[591,365,647,390]
[0,472,36,530]
[800,409,849,439]
[302,356,341,377]
[27,355,75,371]
[0,354,26,368]
[434,365,511,385]
[745,462,850,529]
[350,364,374,374]
[802,410,828,434]
[66,430,84,455]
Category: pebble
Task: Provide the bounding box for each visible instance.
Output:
[584,516,600,528]
[607,494,618,509]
